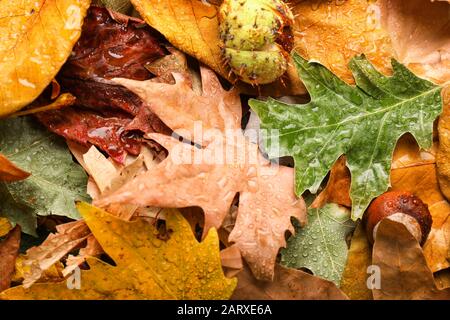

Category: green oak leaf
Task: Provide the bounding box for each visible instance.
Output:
[0,117,90,235]
[281,202,355,285]
[250,53,442,219]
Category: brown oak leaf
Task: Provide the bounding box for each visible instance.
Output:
[96,66,307,280]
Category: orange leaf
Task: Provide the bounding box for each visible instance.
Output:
[0,153,30,182]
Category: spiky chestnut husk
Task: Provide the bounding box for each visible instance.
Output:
[219,0,295,85]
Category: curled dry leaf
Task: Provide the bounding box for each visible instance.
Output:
[0,0,90,116]
[372,219,450,300]
[231,264,348,300]
[1,203,237,300]
[96,66,307,280]
[0,153,30,182]
[20,220,90,288]
[0,226,21,292]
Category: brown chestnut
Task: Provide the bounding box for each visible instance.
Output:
[364,191,432,245]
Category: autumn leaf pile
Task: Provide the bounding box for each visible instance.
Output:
[1,0,450,300]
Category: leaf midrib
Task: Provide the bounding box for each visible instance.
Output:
[267,84,439,140]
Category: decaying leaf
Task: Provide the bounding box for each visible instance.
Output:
[0,226,21,292]
[372,219,450,300]
[20,220,91,288]
[340,224,373,300]
[0,0,90,116]
[0,203,237,300]
[97,66,307,280]
[0,153,30,182]
[0,117,90,235]
[251,53,442,220]
[232,264,348,300]
[37,7,170,163]
[281,202,355,285]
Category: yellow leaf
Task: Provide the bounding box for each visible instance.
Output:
[0,218,13,238]
[0,0,91,117]
[0,203,237,300]
[293,0,394,84]
[340,224,372,300]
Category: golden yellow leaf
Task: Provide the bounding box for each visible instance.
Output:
[0,218,12,238]
[293,0,394,84]
[340,224,373,300]
[0,203,237,300]
[0,0,90,117]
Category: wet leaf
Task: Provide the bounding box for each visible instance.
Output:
[310,156,351,209]
[37,7,169,163]
[0,0,90,116]
[0,203,237,300]
[372,219,450,300]
[0,117,90,235]
[232,264,348,300]
[250,53,442,220]
[281,202,355,285]
[129,0,306,96]
[96,66,307,280]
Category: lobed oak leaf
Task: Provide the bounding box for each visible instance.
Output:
[0,203,237,300]
[96,67,307,280]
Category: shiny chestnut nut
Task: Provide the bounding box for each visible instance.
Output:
[364,191,432,245]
